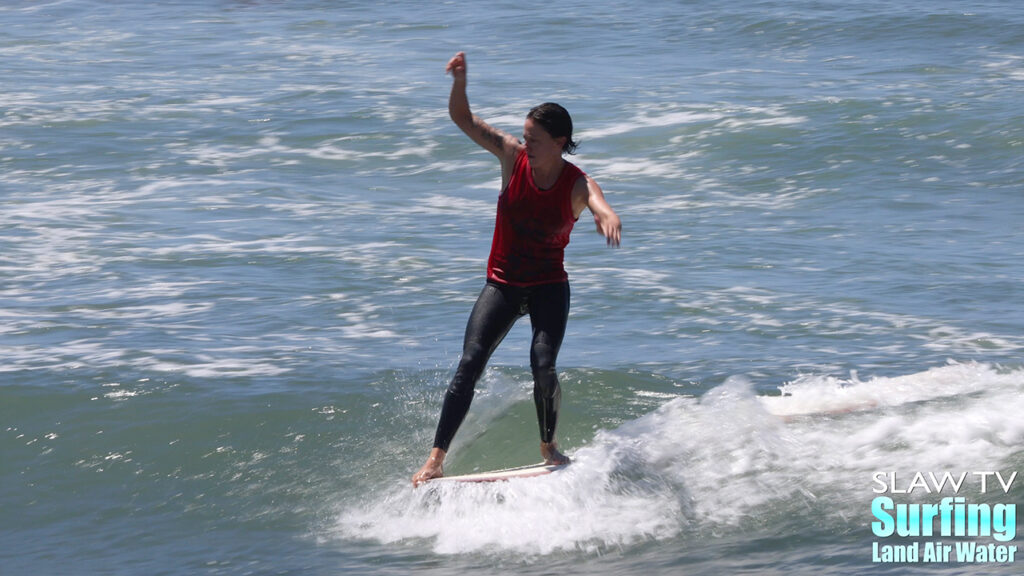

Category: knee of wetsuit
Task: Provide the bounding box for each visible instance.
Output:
[530,342,557,373]
[456,341,489,375]
[447,342,489,398]
[462,340,491,368]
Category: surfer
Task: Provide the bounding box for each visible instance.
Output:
[413,52,621,486]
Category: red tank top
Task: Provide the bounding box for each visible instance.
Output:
[487,149,584,286]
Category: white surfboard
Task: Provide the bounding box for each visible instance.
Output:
[431,462,569,483]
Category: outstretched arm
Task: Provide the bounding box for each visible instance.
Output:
[573,175,622,247]
[446,52,521,173]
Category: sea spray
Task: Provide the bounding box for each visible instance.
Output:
[337,364,1024,556]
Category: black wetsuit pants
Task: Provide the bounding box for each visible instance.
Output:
[432,280,570,452]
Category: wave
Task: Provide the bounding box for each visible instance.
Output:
[334,362,1023,556]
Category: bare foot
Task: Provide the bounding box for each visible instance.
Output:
[540,441,570,465]
[412,448,446,487]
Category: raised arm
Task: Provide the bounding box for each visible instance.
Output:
[572,175,622,247]
[446,52,521,176]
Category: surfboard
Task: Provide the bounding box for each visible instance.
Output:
[430,462,569,484]
[760,395,880,420]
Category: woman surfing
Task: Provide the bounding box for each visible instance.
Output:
[413,52,621,486]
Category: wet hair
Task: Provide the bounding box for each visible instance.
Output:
[526,102,579,155]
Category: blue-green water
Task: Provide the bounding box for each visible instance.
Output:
[2,1,1022,574]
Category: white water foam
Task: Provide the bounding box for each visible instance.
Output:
[335,362,1023,556]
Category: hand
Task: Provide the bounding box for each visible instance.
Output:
[445,51,467,82]
[595,212,622,247]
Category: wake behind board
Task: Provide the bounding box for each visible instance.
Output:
[431,462,569,484]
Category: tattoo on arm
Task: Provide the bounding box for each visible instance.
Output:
[483,129,506,151]
[473,115,511,152]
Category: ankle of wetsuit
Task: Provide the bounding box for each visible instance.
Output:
[432,386,473,452]
[533,374,561,443]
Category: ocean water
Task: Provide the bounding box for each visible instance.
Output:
[2,0,1022,574]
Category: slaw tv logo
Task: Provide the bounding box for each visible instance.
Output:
[870,471,1018,564]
